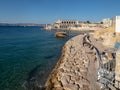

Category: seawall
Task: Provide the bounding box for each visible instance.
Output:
[45,34,101,90]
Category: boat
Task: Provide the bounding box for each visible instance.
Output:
[55,32,67,38]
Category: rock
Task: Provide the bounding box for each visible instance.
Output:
[61,75,70,86]
[59,68,64,73]
[54,81,62,88]
[83,85,89,90]
[63,83,79,90]
[45,34,98,90]
[55,32,67,38]
[52,87,63,90]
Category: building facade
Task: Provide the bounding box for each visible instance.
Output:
[53,20,80,29]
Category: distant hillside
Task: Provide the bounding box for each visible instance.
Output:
[0,23,47,27]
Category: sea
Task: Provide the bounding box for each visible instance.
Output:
[0,26,83,90]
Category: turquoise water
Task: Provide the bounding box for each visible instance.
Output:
[0,26,82,90]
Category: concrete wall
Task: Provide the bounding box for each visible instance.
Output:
[115,16,120,33]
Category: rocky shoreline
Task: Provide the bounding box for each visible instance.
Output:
[45,34,104,90]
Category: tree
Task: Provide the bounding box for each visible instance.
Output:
[86,21,91,24]
[100,22,103,24]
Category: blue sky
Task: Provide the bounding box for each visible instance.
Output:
[0,0,120,24]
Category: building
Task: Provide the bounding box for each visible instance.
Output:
[44,24,52,30]
[115,16,120,33]
[102,18,112,28]
[53,20,80,30]
[45,19,105,31]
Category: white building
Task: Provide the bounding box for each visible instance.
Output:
[102,18,112,28]
[53,20,80,29]
[115,16,120,33]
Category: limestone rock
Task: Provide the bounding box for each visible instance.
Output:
[45,34,99,90]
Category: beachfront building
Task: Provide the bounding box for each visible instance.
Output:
[53,20,80,30]
[102,18,112,28]
[52,20,102,30]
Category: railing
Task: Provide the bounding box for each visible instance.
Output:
[99,76,120,90]
[99,58,120,90]
[82,34,120,90]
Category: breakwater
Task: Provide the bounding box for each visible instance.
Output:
[45,34,101,90]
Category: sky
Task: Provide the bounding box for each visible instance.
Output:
[0,0,120,24]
